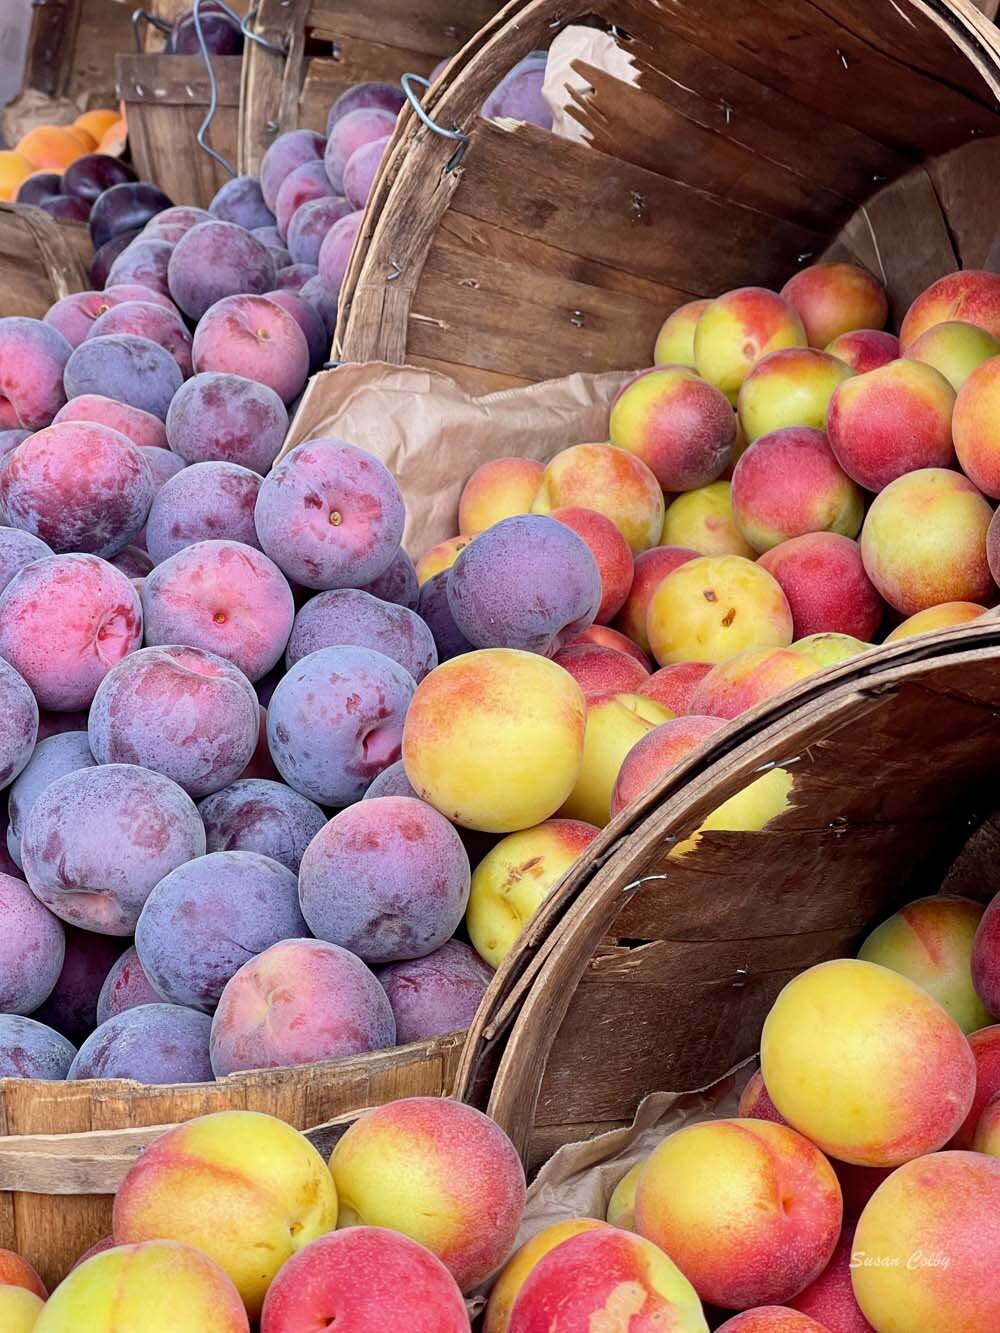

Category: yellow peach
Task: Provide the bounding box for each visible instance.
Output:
[607,1160,644,1230]
[669,767,794,859]
[0,1287,44,1332]
[661,480,756,558]
[654,299,713,367]
[415,534,472,584]
[884,601,986,643]
[458,457,545,535]
[695,288,807,403]
[646,555,793,666]
[788,632,872,665]
[737,348,853,443]
[908,319,1000,392]
[560,692,674,826]
[532,443,665,553]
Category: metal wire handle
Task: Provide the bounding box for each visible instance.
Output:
[400,73,469,172]
[131,8,173,54]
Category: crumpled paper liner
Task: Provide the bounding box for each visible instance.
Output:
[542,25,640,143]
[278,361,634,553]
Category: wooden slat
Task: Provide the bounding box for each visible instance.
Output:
[306,0,501,59]
[0,205,90,319]
[298,46,440,133]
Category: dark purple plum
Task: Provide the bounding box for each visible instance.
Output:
[0,872,65,1014]
[0,430,31,470]
[167,220,276,321]
[209,175,275,229]
[0,525,52,594]
[316,208,363,294]
[275,160,336,240]
[359,546,419,609]
[197,777,326,872]
[482,51,552,129]
[274,263,318,292]
[298,275,338,336]
[140,443,185,489]
[38,194,91,223]
[376,939,493,1043]
[31,925,123,1041]
[21,763,206,935]
[254,438,404,591]
[135,850,306,1011]
[7,731,96,870]
[64,333,182,420]
[15,172,62,206]
[62,153,138,202]
[343,134,390,210]
[88,645,259,797]
[169,9,244,55]
[266,645,415,804]
[263,288,327,371]
[165,371,287,473]
[110,544,154,579]
[326,81,405,134]
[143,206,212,239]
[287,587,436,680]
[90,181,173,250]
[145,460,260,563]
[88,300,192,378]
[324,108,396,194]
[416,569,474,662]
[0,1014,76,1078]
[95,945,163,1024]
[298,795,470,963]
[363,759,418,801]
[89,228,141,289]
[68,1003,213,1083]
[260,129,326,213]
[286,195,353,267]
[0,658,37,793]
[105,238,174,298]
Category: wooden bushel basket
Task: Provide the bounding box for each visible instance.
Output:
[0,203,91,319]
[25,0,133,107]
[337,0,1000,393]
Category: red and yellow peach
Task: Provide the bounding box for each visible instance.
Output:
[716,1311,827,1332]
[953,354,1000,497]
[0,1252,46,1301]
[899,269,1000,349]
[0,1287,44,1332]
[689,647,820,720]
[532,443,665,554]
[614,545,699,652]
[780,263,888,348]
[483,1219,611,1333]
[459,457,545,535]
[973,1095,1000,1155]
[972,893,1000,1023]
[824,329,899,374]
[611,715,724,816]
[654,299,713,367]
[738,348,853,443]
[738,1071,787,1124]
[638,661,713,715]
[758,533,884,641]
[953,1025,1000,1149]
[908,320,1000,392]
[551,505,634,623]
[571,624,653,668]
[415,534,473,585]
[610,366,736,491]
[561,692,674,826]
[607,1162,644,1230]
[694,288,807,403]
[551,641,649,699]
[661,481,756,558]
[788,632,871,666]
[884,601,986,643]
[787,1223,875,1332]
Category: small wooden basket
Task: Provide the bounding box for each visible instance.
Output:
[25,0,133,107]
[0,203,91,319]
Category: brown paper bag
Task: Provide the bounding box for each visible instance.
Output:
[278,362,634,553]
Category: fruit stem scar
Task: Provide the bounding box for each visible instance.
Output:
[722,607,736,627]
[213,610,227,624]
[703,589,717,602]
[329,511,343,526]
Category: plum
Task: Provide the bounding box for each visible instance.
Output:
[198,777,326,872]
[299,275,338,337]
[165,371,288,473]
[95,945,164,1024]
[482,51,552,128]
[7,732,96,869]
[88,301,192,378]
[416,569,474,661]
[0,525,52,595]
[15,171,62,205]
[263,288,328,372]
[191,294,309,404]
[63,334,182,420]
[30,926,123,1041]
[360,546,419,609]
[38,195,91,223]
[90,182,173,250]
[169,8,243,55]
[274,262,318,291]
[145,461,261,564]
[167,220,277,321]
[363,759,418,800]
[89,228,141,289]
[324,108,396,194]
[317,209,363,295]
[0,658,37,794]
[0,316,71,429]
[54,393,169,448]
[343,135,390,210]
[105,238,175,298]
[0,1014,76,1079]
[376,939,493,1043]
[62,153,137,202]
[275,160,336,240]
[68,1004,213,1084]
[286,195,353,267]
[287,587,437,680]
[327,81,405,133]
[0,872,65,1014]
[209,174,275,229]
[260,129,326,212]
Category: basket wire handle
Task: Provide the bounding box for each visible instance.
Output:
[192,0,249,179]
[400,72,469,172]
[131,8,173,54]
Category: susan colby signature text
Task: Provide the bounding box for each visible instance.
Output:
[850,1250,951,1272]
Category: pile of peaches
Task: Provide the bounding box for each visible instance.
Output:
[0,111,127,209]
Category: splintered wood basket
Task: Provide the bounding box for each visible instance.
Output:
[0,1032,464,1289]
[238,0,505,175]
[0,204,91,319]
[453,623,1000,1168]
[337,0,1000,393]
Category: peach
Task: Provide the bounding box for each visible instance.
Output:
[532,443,665,553]
[689,647,820,720]
[552,506,633,623]
[787,1224,875,1332]
[607,1162,644,1230]
[788,632,871,666]
[459,457,544,535]
[466,817,599,968]
[653,298,713,367]
[560,692,674,827]
[635,1118,842,1309]
[973,1094,1000,1154]
[860,468,994,615]
[330,1096,526,1291]
[0,1287,43,1331]
[484,1219,612,1333]
[0,317,71,430]
[859,896,992,1033]
[852,1151,1000,1330]
[758,534,884,640]
[572,624,652,667]
[646,555,794,666]
[610,366,736,491]
[260,1227,469,1333]
[738,1070,787,1124]
[738,348,853,443]
[661,480,756,558]
[694,287,807,403]
[827,359,956,491]
[953,353,1000,497]
[611,715,724,817]
[639,661,713,715]
[16,127,85,172]
[670,766,794,858]
[113,1110,338,1317]
[909,320,1000,392]
[34,1242,249,1331]
[899,268,1000,349]
[0,1252,46,1300]
[731,427,864,553]
[614,545,699,652]
[953,1025,1000,1148]
[0,151,33,202]
[402,649,587,833]
[825,329,900,374]
[552,641,649,699]
[972,894,1000,1022]
[780,263,888,348]
[716,1312,826,1332]
[415,534,473,584]
[507,1227,707,1331]
[761,958,976,1166]
[883,601,985,642]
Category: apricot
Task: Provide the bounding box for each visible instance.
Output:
[16,127,84,172]
[738,348,853,443]
[695,287,807,403]
[953,353,1000,497]
[654,298,712,367]
[610,366,736,491]
[561,692,674,826]
[646,555,793,666]
[858,895,991,1034]
[402,649,587,832]
[635,1118,842,1309]
[415,534,472,584]
[483,1219,611,1333]
[614,545,698,652]
[825,328,900,373]
[459,457,544,534]
[780,263,888,348]
[0,152,33,202]
[909,319,1000,392]
[860,468,994,615]
[758,533,884,641]
[661,480,756,558]
[532,442,665,553]
[884,601,985,642]
[899,268,1000,348]
[852,1151,1000,1331]
[607,1161,644,1230]
[761,959,976,1166]
[75,109,121,142]
[639,661,713,715]
[689,647,820,720]
[611,715,724,817]
[827,359,956,492]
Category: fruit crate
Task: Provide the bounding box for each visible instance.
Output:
[337,0,1000,394]
[0,203,91,320]
[25,0,134,108]
[0,1031,465,1289]
[238,0,506,176]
